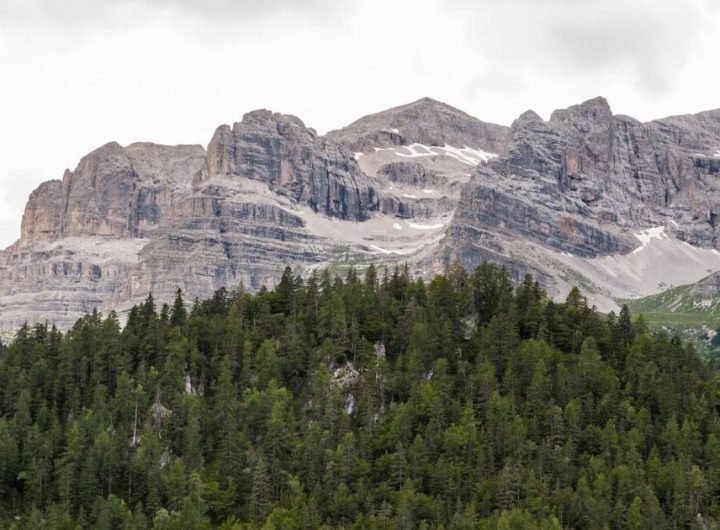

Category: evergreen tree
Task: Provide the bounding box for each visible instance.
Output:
[170,289,187,328]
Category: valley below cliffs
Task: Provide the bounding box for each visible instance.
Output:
[2,96,720,332]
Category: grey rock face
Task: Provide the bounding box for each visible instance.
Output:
[19,180,63,247]
[376,161,441,188]
[197,110,378,221]
[371,161,456,218]
[124,142,207,232]
[445,97,720,282]
[434,97,720,307]
[446,100,636,267]
[136,192,325,298]
[378,195,456,219]
[542,98,720,246]
[0,110,397,331]
[0,236,148,333]
[17,142,206,247]
[61,142,140,238]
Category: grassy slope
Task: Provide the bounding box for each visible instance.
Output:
[624,281,720,357]
[625,281,720,328]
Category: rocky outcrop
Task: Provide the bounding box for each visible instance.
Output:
[3,142,205,331]
[19,180,63,246]
[136,193,326,297]
[445,101,635,264]
[445,98,720,269]
[376,161,441,188]
[124,142,207,232]
[0,236,149,333]
[17,142,206,248]
[61,142,145,238]
[197,110,378,221]
[438,97,720,302]
[542,98,720,246]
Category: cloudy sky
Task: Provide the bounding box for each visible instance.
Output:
[1,0,718,248]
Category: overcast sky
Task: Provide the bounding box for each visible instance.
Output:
[1,0,718,248]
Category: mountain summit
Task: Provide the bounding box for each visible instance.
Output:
[325,96,509,153]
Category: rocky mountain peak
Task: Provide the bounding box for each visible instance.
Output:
[240,109,309,131]
[61,142,139,238]
[550,96,612,125]
[241,108,275,123]
[19,179,63,247]
[502,110,567,179]
[17,140,205,250]
[68,141,129,180]
[123,142,205,186]
[325,96,510,154]
[393,96,466,117]
[512,110,545,128]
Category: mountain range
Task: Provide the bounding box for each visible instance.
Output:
[3,96,720,332]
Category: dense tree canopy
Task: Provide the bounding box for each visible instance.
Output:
[0,263,718,529]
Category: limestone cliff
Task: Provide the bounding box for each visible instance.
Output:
[196,110,378,221]
[18,142,206,247]
[440,97,720,304]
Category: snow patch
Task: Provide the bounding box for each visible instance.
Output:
[390,128,400,134]
[402,193,419,199]
[354,152,363,160]
[714,150,720,158]
[406,221,445,230]
[633,226,667,254]
[551,227,720,306]
[369,244,421,255]
[422,189,434,194]
[394,144,434,158]
[370,245,397,255]
[440,144,498,166]
[375,143,497,166]
[297,203,446,258]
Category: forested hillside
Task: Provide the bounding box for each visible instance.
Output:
[0,264,718,529]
